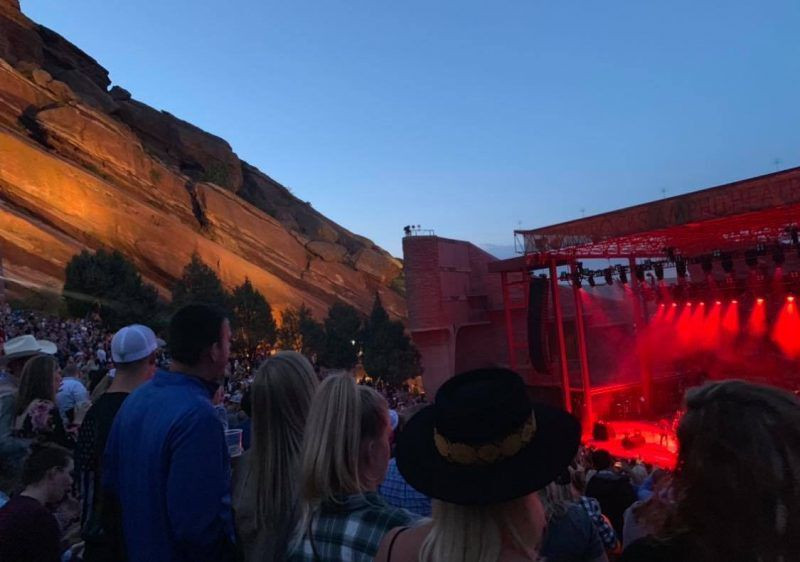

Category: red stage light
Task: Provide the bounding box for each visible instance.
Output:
[715,301,722,305]
[731,300,738,304]
[672,302,678,307]
[788,296,796,302]
[757,298,765,305]
[700,302,705,306]
[687,302,692,307]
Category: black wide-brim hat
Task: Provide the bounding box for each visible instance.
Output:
[396,368,580,506]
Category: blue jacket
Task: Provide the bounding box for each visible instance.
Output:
[103,370,235,561]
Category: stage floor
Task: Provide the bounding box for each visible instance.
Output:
[583,420,678,469]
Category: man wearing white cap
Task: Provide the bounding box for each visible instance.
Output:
[75,324,159,548]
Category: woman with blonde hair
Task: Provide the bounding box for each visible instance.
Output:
[375,368,580,562]
[233,351,319,561]
[288,372,417,561]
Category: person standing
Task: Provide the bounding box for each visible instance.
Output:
[233,351,319,562]
[288,374,416,561]
[56,362,90,426]
[75,325,158,535]
[103,304,235,561]
[0,444,74,562]
[0,336,57,500]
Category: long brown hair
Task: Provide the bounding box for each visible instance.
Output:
[15,354,58,416]
[672,380,800,561]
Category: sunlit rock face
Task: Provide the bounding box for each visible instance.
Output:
[0,1,405,319]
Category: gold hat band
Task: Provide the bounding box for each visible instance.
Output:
[433,411,537,466]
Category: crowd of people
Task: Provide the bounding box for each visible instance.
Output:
[0,300,798,561]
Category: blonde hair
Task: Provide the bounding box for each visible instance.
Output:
[420,496,543,562]
[299,373,388,505]
[538,477,578,522]
[236,351,318,558]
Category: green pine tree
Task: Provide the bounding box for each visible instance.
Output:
[230,278,277,357]
[362,294,422,387]
[63,249,165,330]
[171,253,230,312]
[320,302,362,369]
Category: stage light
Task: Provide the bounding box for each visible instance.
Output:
[757,298,765,305]
[654,262,664,281]
[676,258,687,279]
[715,300,722,305]
[588,273,596,287]
[700,302,706,306]
[604,268,613,286]
[619,268,628,284]
[687,302,693,307]
[732,300,738,304]
[672,302,678,307]
[789,296,796,303]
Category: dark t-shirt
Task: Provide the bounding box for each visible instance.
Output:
[541,502,605,562]
[75,392,129,525]
[585,470,637,536]
[0,495,62,562]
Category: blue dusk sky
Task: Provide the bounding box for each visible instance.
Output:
[24,0,800,258]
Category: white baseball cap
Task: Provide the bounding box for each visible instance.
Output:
[111,324,159,364]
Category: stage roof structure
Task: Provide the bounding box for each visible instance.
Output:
[493,167,800,271]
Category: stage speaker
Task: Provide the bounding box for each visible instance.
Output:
[527,277,551,373]
[593,421,610,441]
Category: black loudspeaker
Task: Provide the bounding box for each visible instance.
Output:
[593,421,615,441]
[527,277,551,373]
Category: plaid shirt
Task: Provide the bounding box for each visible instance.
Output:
[288,492,417,561]
[378,458,432,517]
[578,495,618,549]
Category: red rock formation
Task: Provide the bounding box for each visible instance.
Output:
[0,1,405,319]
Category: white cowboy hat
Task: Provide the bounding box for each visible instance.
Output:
[0,334,57,364]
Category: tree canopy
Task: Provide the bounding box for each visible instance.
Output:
[171,253,229,312]
[362,294,422,387]
[321,301,362,369]
[277,304,325,361]
[230,278,277,357]
[63,249,164,330]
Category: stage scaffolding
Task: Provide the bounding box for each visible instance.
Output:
[491,167,800,427]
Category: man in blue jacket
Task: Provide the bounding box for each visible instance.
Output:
[102,304,235,561]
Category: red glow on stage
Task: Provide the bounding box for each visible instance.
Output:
[749,300,767,337]
[672,302,678,307]
[772,300,800,358]
[722,301,739,335]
